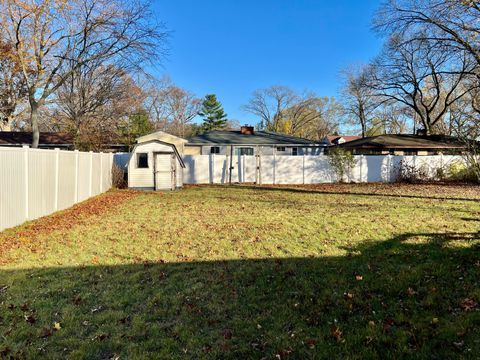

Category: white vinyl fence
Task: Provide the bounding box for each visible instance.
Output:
[0,146,113,231]
[183,154,466,185]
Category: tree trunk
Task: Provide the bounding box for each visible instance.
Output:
[30,100,40,148]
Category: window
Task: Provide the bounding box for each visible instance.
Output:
[235,147,254,156]
[137,153,148,168]
[292,147,298,156]
[210,146,220,154]
[276,146,286,152]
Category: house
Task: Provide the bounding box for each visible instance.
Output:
[127,131,186,191]
[185,126,323,156]
[0,131,128,152]
[321,135,362,146]
[334,134,466,155]
[0,131,75,149]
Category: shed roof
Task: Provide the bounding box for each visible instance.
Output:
[336,134,465,149]
[187,130,319,145]
[137,131,188,144]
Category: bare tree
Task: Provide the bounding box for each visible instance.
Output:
[52,60,145,148]
[147,82,201,138]
[0,40,29,129]
[375,0,480,69]
[368,35,475,135]
[340,65,380,137]
[242,85,298,131]
[0,0,168,147]
[284,96,341,140]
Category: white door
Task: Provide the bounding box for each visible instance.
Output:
[154,153,176,191]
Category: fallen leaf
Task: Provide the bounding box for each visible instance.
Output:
[460,298,477,312]
[406,287,416,297]
[39,327,52,338]
[222,329,233,340]
[54,322,62,331]
[331,326,344,343]
[355,275,363,281]
[24,314,36,324]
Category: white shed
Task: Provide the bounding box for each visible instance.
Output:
[128,135,186,191]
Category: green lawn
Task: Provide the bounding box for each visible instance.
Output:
[0,184,479,359]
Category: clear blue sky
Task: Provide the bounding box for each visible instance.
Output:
[152,0,383,125]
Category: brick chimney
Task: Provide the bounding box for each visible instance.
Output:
[240,125,254,135]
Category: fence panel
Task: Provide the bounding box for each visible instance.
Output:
[0,148,27,231]
[0,147,113,232]
[57,151,76,210]
[183,154,467,185]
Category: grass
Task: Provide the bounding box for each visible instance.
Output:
[0,183,479,359]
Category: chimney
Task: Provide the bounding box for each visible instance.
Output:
[240,125,254,135]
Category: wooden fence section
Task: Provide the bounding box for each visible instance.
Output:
[0,146,113,231]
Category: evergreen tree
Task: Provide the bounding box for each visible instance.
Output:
[121,109,154,149]
[198,94,228,131]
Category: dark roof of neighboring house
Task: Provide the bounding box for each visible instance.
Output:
[336,134,465,149]
[0,131,74,146]
[187,130,319,146]
[324,135,362,145]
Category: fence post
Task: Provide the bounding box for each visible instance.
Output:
[273,149,276,185]
[23,146,29,220]
[108,153,112,189]
[54,148,60,211]
[302,154,305,184]
[89,151,93,196]
[99,152,103,193]
[74,150,79,203]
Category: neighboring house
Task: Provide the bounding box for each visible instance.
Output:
[321,135,362,146]
[185,126,323,156]
[127,131,186,191]
[0,131,75,149]
[0,131,127,152]
[334,134,466,155]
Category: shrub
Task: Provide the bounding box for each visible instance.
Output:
[445,161,479,182]
[327,148,357,182]
[112,164,127,189]
[396,161,431,183]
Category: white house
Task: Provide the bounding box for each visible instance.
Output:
[128,131,186,191]
[184,126,324,156]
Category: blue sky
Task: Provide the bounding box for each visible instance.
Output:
[152,0,383,125]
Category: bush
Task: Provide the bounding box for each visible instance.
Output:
[395,161,431,183]
[112,164,127,189]
[327,148,357,182]
[444,161,479,182]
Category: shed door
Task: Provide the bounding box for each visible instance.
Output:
[154,153,176,191]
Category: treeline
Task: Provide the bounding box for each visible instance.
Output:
[1,0,479,151]
[0,0,237,150]
[244,1,480,141]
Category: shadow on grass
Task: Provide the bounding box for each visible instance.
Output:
[1,231,479,359]
[236,184,480,203]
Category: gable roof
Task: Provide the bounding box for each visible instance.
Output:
[187,130,319,146]
[137,131,188,144]
[0,131,74,146]
[336,134,465,149]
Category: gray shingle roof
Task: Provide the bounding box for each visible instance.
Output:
[187,131,319,145]
[337,134,465,149]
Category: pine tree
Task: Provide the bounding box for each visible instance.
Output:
[198,94,228,131]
